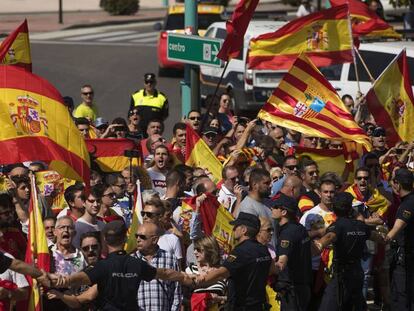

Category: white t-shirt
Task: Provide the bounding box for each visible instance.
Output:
[147,168,167,197]
[0,253,29,288]
[73,218,105,249]
[300,204,336,270]
[158,232,182,260]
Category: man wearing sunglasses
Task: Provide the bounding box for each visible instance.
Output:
[133,222,182,311]
[73,84,98,122]
[130,73,169,134]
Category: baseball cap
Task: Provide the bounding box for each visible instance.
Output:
[103,220,127,238]
[372,126,386,137]
[95,117,108,129]
[229,212,260,231]
[144,73,156,83]
[271,194,298,214]
[202,127,218,136]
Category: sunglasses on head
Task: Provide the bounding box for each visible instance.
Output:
[81,244,99,252]
[141,211,160,218]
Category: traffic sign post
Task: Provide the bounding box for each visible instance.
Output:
[168,34,223,68]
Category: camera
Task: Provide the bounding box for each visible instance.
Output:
[124,150,140,158]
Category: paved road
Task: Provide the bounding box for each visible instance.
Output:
[31,22,183,139]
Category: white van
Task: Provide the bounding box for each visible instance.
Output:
[200,21,414,114]
[200,21,287,114]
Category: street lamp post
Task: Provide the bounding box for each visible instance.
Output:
[59,0,63,24]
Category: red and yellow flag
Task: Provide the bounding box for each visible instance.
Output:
[86,138,140,173]
[125,180,141,254]
[0,66,90,182]
[0,20,32,71]
[258,54,371,150]
[330,0,401,39]
[185,124,222,183]
[345,183,390,216]
[247,4,353,70]
[366,50,414,146]
[26,175,51,311]
[217,0,259,61]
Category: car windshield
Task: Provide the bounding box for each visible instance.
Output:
[165,13,223,30]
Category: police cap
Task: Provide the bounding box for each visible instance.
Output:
[271,194,297,214]
[144,73,156,83]
[229,212,260,231]
[103,220,127,239]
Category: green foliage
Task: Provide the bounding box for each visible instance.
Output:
[100,0,140,15]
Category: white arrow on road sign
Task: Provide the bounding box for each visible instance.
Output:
[212,44,219,61]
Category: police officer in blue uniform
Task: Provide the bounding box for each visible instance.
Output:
[316,192,383,311]
[193,212,273,311]
[386,168,414,311]
[270,194,312,311]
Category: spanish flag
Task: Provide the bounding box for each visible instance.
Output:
[86,138,140,173]
[125,180,142,254]
[0,66,90,182]
[330,0,401,39]
[217,0,259,61]
[247,4,353,70]
[366,49,414,146]
[0,20,32,71]
[258,54,372,150]
[185,124,222,183]
[26,175,50,311]
[345,184,390,216]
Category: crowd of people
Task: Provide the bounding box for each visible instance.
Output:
[0,69,413,311]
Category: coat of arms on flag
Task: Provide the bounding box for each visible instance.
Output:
[10,95,48,136]
[294,93,326,119]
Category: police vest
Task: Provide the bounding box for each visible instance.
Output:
[131,89,166,110]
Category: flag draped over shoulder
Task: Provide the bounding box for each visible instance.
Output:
[26,175,50,311]
[366,50,414,146]
[345,184,390,217]
[86,138,140,173]
[0,20,32,71]
[330,0,401,38]
[247,4,353,70]
[217,0,259,61]
[0,66,90,182]
[258,54,372,150]
[185,124,222,183]
[125,180,141,254]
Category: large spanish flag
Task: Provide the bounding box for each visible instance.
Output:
[26,175,50,311]
[366,50,414,146]
[185,124,222,183]
[0,66,90,182]
[217,0,259,61]
[0,20,32,71]
[247,4,353,70]
[86,138,140,173]
[258,53,372,150]
[330,0,401,39]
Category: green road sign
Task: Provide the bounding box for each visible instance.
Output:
[167,33,223,67]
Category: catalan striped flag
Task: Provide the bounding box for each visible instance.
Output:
[366,49,414,146]
[330,0,401,38]
[185,124,222,183]
[86,138,140,173]
[258,53,372,150]
[0,20,32,71]
[26,175,50,311]
[247,4,353,70]
[217,0,259,61]
[0,66,90,182]
[125,180,142,254]
[345,183,390,216]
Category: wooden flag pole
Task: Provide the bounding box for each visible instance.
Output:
[353,52,361,93]
[354,47,375,84]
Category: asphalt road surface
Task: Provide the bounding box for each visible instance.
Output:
[31,22,183,139]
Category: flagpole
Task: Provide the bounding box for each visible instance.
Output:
[353,47,375,83]
[353,54,361,93]
[199,60,230,133]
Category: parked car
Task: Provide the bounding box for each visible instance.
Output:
[154,3,226,76]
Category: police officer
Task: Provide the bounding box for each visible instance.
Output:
[271,195,312,311]
[51,220,185,311]
[193,212,273,311]
[386,168,414,311]
[130,73,169,134]
[316,192,383,311]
